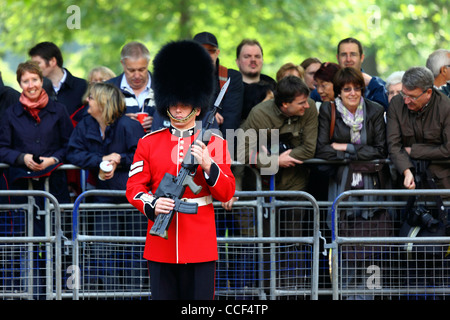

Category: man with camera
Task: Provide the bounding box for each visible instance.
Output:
[237,75,317,236]
[388,67,450,278]
[386,66,450,191]
[236,75,318,288]
[237,75,318,192]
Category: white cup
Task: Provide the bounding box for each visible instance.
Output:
[98,160,113,181]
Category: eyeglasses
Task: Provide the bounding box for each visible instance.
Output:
[399,88,429,101]
[341,87,363,93]
[315,82,331,90]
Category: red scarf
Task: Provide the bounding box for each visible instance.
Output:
[20,89,49,123]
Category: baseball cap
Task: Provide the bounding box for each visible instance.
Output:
[193,32,218,48]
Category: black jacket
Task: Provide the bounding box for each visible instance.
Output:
[315,99,387,161]
[0,77,20,117]
[43,68,87,121]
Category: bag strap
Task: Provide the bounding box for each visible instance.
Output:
[218,65,228,89]
[329,101,336,140]
[423,167,447,224]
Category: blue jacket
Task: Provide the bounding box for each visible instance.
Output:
[0,99,73,165]
[43,68,88,119]
[66,113,144,190]
[365,76,389,110]
[0,76,20,118]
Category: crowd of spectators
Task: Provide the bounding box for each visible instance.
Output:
[0,36,449,236]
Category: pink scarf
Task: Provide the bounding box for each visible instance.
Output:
[20,89,49,123]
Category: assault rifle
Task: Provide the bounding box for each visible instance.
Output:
[149,78,231,239]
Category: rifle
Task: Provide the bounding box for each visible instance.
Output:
[149,78,231,239]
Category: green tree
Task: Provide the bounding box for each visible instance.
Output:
[0,0,447,87]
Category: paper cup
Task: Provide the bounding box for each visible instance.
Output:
[98,160,113,181]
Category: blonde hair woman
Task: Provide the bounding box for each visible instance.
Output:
[87,66,116,83]
[67,82,144,199]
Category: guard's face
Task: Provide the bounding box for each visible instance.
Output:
[168,104,200,129]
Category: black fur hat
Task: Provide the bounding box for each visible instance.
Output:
[152,40,214,116]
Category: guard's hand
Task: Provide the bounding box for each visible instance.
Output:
[215,113,224,125]
[154,197,175,216]
[191,140,212,175]
[222,196,238,211]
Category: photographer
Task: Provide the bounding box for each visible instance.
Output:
[236,76,318,289]
[387,67,450,289]
[387,66,450,192]
[237,75,318,195]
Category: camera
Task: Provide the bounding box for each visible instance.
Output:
[407,204,439,232]
[265,133,294,155]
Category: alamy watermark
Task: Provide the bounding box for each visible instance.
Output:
[367,5,381,31]
[366,264,382,290]
[66,5,81,30]
[66,265,81,290]
[170,121,281,176]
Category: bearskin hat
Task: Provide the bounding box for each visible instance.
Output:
[152,40,214,116]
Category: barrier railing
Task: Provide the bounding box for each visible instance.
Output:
[330,189,450,300]
[71,189,320,300]
[0,190,62,300]
[2,162,450,300]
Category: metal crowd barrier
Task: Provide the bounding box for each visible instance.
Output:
[2,162,450,300]
[330,189,450,300]
[70,189,321,300]
[0,190,62,300]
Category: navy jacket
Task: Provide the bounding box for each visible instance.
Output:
[66,113,145,190]
[43,68,88,120]
[0,99,73,165]
[0,77,20,118]
[213,67,244,136]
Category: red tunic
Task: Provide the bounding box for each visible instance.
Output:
[126,126,235,264]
